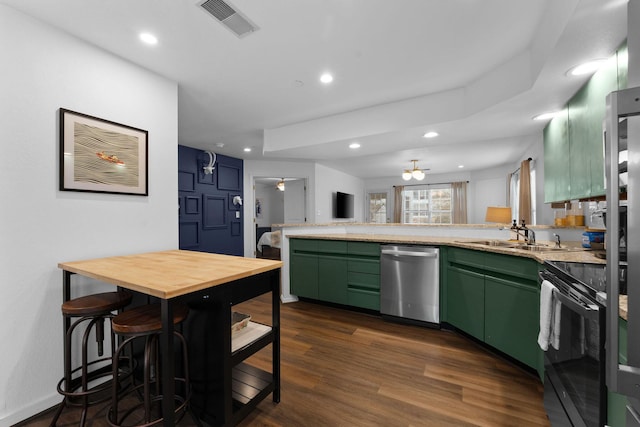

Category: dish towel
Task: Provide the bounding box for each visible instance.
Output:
[538,280,561,351]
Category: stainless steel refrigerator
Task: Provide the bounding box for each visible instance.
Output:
[605,85,640,425]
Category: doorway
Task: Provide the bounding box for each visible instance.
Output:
[253,177,307,256]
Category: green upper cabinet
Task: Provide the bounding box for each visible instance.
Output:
[544,43,627,203]
[544,109,571,203]
[568,53,619,199]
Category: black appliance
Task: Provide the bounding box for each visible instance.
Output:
[540,261,608,427]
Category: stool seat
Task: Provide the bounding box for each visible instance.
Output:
[112,303,189,335]
[62,291,133,317]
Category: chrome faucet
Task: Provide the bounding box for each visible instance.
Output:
[511,220,536,245]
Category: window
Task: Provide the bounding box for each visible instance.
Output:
[367,192,387,223]
[401,185,452,224]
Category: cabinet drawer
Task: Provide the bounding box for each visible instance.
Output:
[348,259,380,274]
[347,288,380,311]
[347,271,379,290]
[317,240,348,254]
[448,247,485,270]
[483,252,538,281]
[290,238,318,253]
[347,241,380,257]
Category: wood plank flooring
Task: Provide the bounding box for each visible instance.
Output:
[20,296,549,426]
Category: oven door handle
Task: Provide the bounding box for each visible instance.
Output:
[552,288,600,321]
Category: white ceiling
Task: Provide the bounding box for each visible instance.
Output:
[2,0,628,178]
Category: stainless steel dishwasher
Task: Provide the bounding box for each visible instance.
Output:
[380,245,439,325]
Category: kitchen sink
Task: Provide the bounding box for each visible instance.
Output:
[515,245,576,252]
[459,240,519,247]
[458,240,580,252]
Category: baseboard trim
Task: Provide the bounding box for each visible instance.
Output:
[1,393,59,427]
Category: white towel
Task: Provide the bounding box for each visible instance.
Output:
[538,280,561,351]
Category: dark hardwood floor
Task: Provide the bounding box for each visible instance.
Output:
[21,295,549,426]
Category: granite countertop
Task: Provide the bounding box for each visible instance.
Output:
[289,233,605,265]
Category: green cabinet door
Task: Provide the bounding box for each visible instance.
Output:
[568,54,618,199]
[484,276,540,369]
[544,109,571,202]
[290,253,318,299]
[446,266,485,340]
[318,256,348,305]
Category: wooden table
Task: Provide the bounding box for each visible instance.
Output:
[59,249,283,427]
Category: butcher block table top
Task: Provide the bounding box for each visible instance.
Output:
[58,249,283,299]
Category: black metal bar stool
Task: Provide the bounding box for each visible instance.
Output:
[51,290,134,426]
[108,303,191,427]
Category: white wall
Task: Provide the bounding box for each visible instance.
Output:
[0,6,179,425]
[315,163,365,223]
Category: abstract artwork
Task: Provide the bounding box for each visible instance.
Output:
[59,108,148,195]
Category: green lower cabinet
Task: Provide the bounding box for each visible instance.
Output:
[290,253,318,299]
[347,270,380,310]
[289,238,380,310]
[608,319,628,427]
[318,256,348,304]
[484,276,539,369]
[446,248,542,370]
[446,266,485,341]
[347,288,380,310]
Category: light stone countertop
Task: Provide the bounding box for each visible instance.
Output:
[289,233,605,265]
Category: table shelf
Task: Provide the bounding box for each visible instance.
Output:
[230,363,274,423]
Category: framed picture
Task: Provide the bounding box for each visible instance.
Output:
[59,108,148,195]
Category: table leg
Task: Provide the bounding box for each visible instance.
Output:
[160,299,175,427]
[63,271,73,391]
[272,272,281,403]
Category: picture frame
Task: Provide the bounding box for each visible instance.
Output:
[59,108,148,196]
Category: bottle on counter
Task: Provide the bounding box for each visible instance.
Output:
[554,209,565,226]
[567,202,585,226]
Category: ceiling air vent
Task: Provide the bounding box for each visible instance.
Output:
[200,0,259,38]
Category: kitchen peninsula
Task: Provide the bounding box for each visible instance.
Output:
[275,222,599,303]
[58,250,282,427]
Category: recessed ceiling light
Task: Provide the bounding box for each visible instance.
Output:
[349,143,360,149]
[458,165,464,168]
[139,32,158,45]
[423,131,439,138]
[244,147,251,152]
[533,111,562,121]
[320,73,333,84]
[567,59,608,76]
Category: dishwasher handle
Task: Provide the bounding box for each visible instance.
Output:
[381,249,438,258]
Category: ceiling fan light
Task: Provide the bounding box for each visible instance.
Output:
[402,170,412,181]
[412,169,425,180]
[276,179,285,191]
